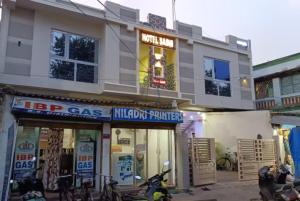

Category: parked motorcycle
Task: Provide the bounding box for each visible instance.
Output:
[136,161,172,201]
[276,164,300,193]
[259,165,300,201]
[12,157,46,201]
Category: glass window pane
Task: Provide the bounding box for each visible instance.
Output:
[205,80,218,95]
[281,76,293,87]
[51,31,65,57]
[281,76,293,95]
[135,129,147,186]
[293,74,300,84]
[219,82,231,97]
[111,129,134,185]
[255,80,273,99]
[204,58,214,78]
[214,60,230,81]
[69,34,96,63]
[49,59,74,81]
[293,83,300,93]
[282,85,293,95]
[76,64,97,83]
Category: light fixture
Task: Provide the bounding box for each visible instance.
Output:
[155,53,162,60]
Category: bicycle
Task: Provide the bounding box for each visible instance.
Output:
[57,174,75,201]
[216,152,233,171]
[75,175,94,201]
[99,175,122,201]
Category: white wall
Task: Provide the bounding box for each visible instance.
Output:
[194,43,254,110]
[203,110,273,152]
[0,7,106,94]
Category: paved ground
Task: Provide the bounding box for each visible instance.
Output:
[173,180,260,201]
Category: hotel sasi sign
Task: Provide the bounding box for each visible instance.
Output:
[141,31,175,49]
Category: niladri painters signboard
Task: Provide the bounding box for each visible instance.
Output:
[11,96,111,121]
[112,108,183,123]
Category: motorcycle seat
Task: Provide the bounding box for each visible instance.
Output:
[294,179,300,186]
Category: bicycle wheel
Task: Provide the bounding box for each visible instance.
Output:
[112,191,122,201]
[217,158,231,171]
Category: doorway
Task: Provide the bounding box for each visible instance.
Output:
[12,126,100,191]
[111,128,175,186]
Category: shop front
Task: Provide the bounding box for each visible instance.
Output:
[10,96,111,191]
[110,107,183,187]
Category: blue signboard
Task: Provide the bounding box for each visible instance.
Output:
[11,97,111,121]
[112,108,183,123]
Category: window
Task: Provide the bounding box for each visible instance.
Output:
[281,74,300,95]
[49,30,98,83]
[204,57,231,97]
[255,80,273,99]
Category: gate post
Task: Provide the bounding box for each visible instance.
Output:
[175,124,190,189]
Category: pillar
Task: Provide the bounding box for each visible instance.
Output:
[175,124,190,189]
[101,123,111,188]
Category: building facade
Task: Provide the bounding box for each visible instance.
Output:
[253,52,300,166]
[0,0,253,198]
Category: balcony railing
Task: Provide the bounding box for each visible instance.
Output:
[255,98,276,110]
[282,95,300,107]
[256,95,300,110]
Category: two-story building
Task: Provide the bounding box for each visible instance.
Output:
[254,52,300,165]
[0,0,255,198]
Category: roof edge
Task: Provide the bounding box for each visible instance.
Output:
[253,52,300,71]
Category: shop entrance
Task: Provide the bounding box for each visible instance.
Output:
[13,125,100,191]
[111,128,175,186]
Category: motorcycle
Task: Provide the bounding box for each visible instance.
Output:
[136,161,172,201]
[11,157,46,201]
[276,164,300,193]
[259,165,300,201]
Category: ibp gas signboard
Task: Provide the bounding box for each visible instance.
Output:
[76,142,94,186]
[12,96,111,121]
[14,137,37,180]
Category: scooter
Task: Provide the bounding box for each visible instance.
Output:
[136,161,172,201]
[11,157,46,201]
[276,164,300,193]
[259,165,300,201]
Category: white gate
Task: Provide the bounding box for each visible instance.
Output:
[189,137,216,186]
[238,139,277,181]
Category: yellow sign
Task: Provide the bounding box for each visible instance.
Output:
[141,32,175,49]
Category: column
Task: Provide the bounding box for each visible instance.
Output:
[175,124,190,189]
[101,123,111,187]
[273,78,282,106]
[0,95,17,200]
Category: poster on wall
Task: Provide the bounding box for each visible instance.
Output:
[76,142,94,186]
[112,153,133,185]
[13,130,38,181]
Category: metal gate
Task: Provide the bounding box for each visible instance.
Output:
[189,137,216,186]
[237,139,277,181]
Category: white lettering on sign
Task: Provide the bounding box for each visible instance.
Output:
[141,32,174,49]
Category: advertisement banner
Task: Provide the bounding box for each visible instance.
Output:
[12,96,111,121]
[112,154,133,185]
[76,142,94,186]
[13,129,38,181]
[113,108,183,123]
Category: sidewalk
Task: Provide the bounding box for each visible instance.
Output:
[172,180,260,201]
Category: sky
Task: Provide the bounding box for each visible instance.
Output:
[1,0,300,65]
